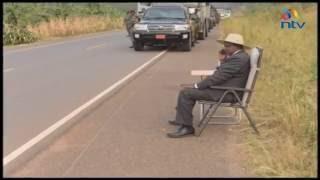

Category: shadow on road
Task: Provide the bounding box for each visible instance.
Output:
[131,45,193,53]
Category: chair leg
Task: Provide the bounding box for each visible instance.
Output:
[234,107,238,118]
[237,108,242,121]
[241,108,260,135]
[200,103,204,121]
[196,104,219,137]
[196,90,235,136]
[235,107,242,123]
[207,107,240,125]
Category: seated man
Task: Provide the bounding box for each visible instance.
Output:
[167,33,251,138]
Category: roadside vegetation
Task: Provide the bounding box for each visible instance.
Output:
[3,3,126,46]
[220,3,317,177]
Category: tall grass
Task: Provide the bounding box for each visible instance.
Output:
[220,3,317,177]
[27,16,124,40]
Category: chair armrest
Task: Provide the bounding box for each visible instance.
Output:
[209,86,252,92]
[191,70,215,76]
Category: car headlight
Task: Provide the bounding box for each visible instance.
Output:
[134,24,148,31]
[174,24,190,31]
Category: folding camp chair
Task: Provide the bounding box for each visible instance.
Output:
[195,47,263,137]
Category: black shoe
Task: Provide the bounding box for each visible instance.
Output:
[129,46,133,48]
[167,125,195,138]
[168,120,181,126]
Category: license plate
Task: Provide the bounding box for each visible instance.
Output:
[155,35,166,39]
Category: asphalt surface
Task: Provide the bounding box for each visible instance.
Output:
[3,30,166,156]
[5,27,251,177]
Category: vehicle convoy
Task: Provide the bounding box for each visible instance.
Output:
[217,8,232,19]
[182,3,211,40]
[208,5,220,31]
[132,3,196,51]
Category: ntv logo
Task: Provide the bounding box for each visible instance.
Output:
[280,8,306,29]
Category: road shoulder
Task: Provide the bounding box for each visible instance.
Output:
[7,26,252,177]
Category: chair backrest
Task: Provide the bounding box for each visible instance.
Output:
[241,47,263,107]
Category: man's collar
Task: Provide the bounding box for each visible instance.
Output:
[224,50,243,62]
[232,50,242,56]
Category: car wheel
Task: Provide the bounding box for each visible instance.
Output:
[134,41,144,51]
[199,25,205,40]
[182,37,192,51]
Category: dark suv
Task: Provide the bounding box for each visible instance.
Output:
[132,4,194,51]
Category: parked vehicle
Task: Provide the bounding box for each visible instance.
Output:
[217,8,232,19]
[182,3,211,40]
[132,3,195,51]
[208,5,220,31]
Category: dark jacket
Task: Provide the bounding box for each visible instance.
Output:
[197,50,250,101]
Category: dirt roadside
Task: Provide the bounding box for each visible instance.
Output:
[7,26,253,177]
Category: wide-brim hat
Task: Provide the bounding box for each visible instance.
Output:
[217,33,251,49]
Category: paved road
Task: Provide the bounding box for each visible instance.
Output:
[3,30,166,156]
[6,27,251,177]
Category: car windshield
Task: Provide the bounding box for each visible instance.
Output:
[143,7,186,20]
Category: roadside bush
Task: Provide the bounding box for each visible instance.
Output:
[3,3,126,45]
[4,25,37,45]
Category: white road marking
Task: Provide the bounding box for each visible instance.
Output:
[4,68,14,73]
[4,31,121,55]
[3,49,168,167]
[85,43,106,51]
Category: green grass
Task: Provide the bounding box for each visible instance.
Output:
[220,3,317,177]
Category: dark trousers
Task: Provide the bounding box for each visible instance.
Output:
[175,87,235,126]
[129,27,134,45]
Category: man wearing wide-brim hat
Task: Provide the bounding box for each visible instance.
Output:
[167,33,251,138]
[217,33,251,50]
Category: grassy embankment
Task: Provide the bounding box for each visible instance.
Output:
[3,3,127,46]
[220,3,317,177]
